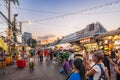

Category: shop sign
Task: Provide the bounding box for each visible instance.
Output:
[80,38,90,43]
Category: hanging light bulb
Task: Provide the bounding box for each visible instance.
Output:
[27,21,32,24]
[116,1,119,6]
[110,3,113,7]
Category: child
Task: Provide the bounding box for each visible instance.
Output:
[60,58,70,74]
[29,55,35,70]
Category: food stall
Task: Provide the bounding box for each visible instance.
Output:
[84,43,98,51]
[113,35,120,49]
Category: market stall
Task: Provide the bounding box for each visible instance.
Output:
[95,29,120,50]
[84,43,98,51]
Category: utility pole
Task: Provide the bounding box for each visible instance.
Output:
[6,0,11,54]
[0,11,12,25]
[7,0,11,41]
[19,21,22,33]
[12,14,18,54]
[13,14,18,42]
[5,0,19,53]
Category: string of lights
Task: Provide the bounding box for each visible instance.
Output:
[29,0,120,22]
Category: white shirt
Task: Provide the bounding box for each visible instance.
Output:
[30,58,34,62]
[93,64,105,80]
[68,53,74,61]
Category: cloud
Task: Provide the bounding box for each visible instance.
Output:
[37,34,56,40]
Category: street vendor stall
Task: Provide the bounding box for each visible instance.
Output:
[84,43,98,51]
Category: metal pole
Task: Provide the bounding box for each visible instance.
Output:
[13,14,18,42]
[7,0,11,40]
[13,14,18,55]
[7,0,11,53]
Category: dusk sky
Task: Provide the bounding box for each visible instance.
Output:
[0,0,120,41]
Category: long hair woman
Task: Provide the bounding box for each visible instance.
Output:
[66,58,85,80]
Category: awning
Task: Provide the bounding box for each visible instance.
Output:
[95,29,120,39]
[0,38,8,52]
[0,38,4,48]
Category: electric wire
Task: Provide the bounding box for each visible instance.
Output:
[18,8,67,14]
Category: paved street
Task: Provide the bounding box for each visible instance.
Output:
[0,56,68,80]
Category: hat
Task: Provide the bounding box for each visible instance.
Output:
[93,51,104,58]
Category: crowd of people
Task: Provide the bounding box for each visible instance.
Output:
[25,47,119,80]
[1,46,120,80]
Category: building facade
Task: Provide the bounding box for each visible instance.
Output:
[22,32,32,46]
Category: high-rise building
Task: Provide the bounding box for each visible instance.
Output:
[22,32,32,46]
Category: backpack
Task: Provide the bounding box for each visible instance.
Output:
[88,64,107,80]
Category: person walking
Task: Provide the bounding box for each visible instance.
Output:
[29,55,35,70]
[39,50,44,62]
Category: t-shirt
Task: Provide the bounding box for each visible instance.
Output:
[64,51,70,59]
[93,64,105,80]
[45,50,49,56]
[68,54,74,61]
[69,72,81,80]
[29,57,34,62]
[39,51,43,56]
[63,61,70,71]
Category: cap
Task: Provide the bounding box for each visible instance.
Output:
[93,51,104,58]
